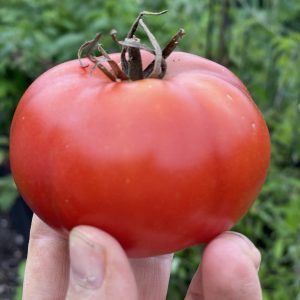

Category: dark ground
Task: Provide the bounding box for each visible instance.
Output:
[0,198,32,300]
[0,213,24,300]
[0,157,32,299]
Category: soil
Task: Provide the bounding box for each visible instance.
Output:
[0,212,25,300]
[0,160,32,299]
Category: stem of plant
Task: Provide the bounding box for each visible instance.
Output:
[78,10,185,81]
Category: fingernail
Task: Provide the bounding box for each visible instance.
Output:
[69,230,106,289]
[227,231,256,248]
[224,231,261,271]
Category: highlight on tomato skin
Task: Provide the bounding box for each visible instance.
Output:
[9,11,271,258]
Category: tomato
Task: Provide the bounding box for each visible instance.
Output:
[10,50,270,257]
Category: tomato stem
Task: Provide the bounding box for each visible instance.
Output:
[127,39,144,80]
[78,11,185,81]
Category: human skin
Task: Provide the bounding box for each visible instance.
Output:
[23,214,262,300]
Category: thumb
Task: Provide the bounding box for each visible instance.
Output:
[65,226,138,300]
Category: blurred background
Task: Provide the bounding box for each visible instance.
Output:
[0,0,300,299]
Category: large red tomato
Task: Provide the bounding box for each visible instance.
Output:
[10,49,270,257]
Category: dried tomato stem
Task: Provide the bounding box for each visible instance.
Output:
[78,33,117,81]
[120,10,167,81]
[127,38,144,80]
[139,19,163,78]
[77,33,102,68]
[162,28,185,58]
[143,29,185,78]
[97,44,128,81]
[78,10,184,81]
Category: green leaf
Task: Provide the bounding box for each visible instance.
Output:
[0,175,18,212]
[14,260,26,300]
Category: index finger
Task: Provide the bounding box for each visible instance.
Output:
[23,215,69,300]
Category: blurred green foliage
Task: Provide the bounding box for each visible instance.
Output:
[0,136,17,211]
[13,260,26,300]
[0,0,299,299]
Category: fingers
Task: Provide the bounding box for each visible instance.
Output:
[26,218,259,300]
[65,226,138,300]
[129,254,173,299]
[185,231,262,300]
[23,215,69,300]
[24,218,170,300]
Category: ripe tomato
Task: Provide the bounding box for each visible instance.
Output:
[10,51,270,257]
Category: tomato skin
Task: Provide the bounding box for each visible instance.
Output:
[10,51,270,257]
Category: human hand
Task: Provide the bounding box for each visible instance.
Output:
[23,215,262,299]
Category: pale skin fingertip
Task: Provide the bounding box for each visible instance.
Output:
[221,231,261,271]
[198,234,263,300]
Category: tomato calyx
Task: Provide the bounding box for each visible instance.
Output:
[78,10,185,82]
